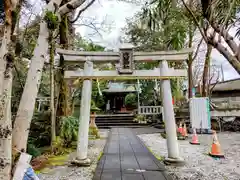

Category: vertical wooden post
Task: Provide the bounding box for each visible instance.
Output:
[72,60,93,166]
[160,60,184,165]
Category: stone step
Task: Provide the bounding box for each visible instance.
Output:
[96,122,146,126]
[96,115,134,119]
[98,125,149,129]
[95,114,151,129]
[96,118,135,123]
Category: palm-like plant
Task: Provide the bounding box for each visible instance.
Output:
[140,0,188,50]
[182,0,240,74]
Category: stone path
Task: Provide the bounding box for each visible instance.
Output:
[93,128,172,180]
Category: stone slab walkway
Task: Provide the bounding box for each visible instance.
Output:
[93,128,172,180]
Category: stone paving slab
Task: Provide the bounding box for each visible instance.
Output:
[93,128,172,180]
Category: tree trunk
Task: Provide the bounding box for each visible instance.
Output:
[200,0,240,74]
[202,44,212,97]
[187,18,194,99]
[49,32,56,148]
[188,60,193,98]
[0,19,11,95]
[56,7,76,118]
[56,14,69,118]
[12,0,63,153]
[0,0,20,179]
[0,56,14,180]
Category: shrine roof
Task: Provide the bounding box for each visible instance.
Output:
[102,82,137,93]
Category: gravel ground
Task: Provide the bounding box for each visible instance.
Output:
[138,132,240,180]
[38,129,109,180]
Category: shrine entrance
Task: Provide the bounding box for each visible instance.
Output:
[57,46,192,165]
[102,82,137,113]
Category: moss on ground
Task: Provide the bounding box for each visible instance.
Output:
[97,151,103,161]
[89,126,100,139]
[160,133,166,139]
[146,145,164,161]
[34,152,71,174]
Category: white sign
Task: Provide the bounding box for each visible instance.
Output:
[189,97,211,129]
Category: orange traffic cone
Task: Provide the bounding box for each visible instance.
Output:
[189,128,200,145]
[181,123,188,138]
[209,131,224,158]
[177,122,183,134]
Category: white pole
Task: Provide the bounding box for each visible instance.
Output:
[74,60,93,165]
[160,60,184,165]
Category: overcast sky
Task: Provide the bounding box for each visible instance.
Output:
[29,0,240,81]
[75,0,240,81]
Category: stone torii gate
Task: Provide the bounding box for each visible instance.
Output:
[57,46,192,166]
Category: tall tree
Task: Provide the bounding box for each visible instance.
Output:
[48,25,56,149]
[0,0,22,179]
[125,0,188,103]
[12,0,91,153]
[182,0,240,74]
[202,44,212,97]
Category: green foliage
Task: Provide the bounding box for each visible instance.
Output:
[89,127,100,139]
[160,133,166,139]
[91,100,100,112]
[39,70,51,97]
[123,0,188,105]
[20,16,40,59]
[29,111,52,148]
[74,33,105,51]
[60,116,79,147]
[140,0,187,50]
[27,143,41,158]
[91,80,107,110]
[12,59,28,118]
[133,115,147,124]
[97,151,103,161]
[44,11,59,30]
[71,34,108,112]
[125,93,137,108]
[51,136,66,155]
[124,0,187,51]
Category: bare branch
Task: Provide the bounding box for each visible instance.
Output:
[59,0,86,15]
[70,0,96,23]
[208,35,240,74]
[193,37,203,60]
[211,23,238,55]
[218,0,236,43]
[181,0,208,43]
[74,23,102,37]
[209,70,221,98]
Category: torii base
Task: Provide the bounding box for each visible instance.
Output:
[71,158,91,167]
[163,157,185,167]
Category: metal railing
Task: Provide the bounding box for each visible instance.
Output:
[138,106,162,115]
[211,98,240,109]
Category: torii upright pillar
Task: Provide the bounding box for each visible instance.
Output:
[72,60,93,166]
[160,60,184,165]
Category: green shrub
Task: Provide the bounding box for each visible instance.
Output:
[134,115,147,124]
[89,126,100,139]
[125,93,137,108]
[28,111,51,148]
[51,136,66,155]
[91,100,100,112]
[27,143,41,158]
[60,116,79,147]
